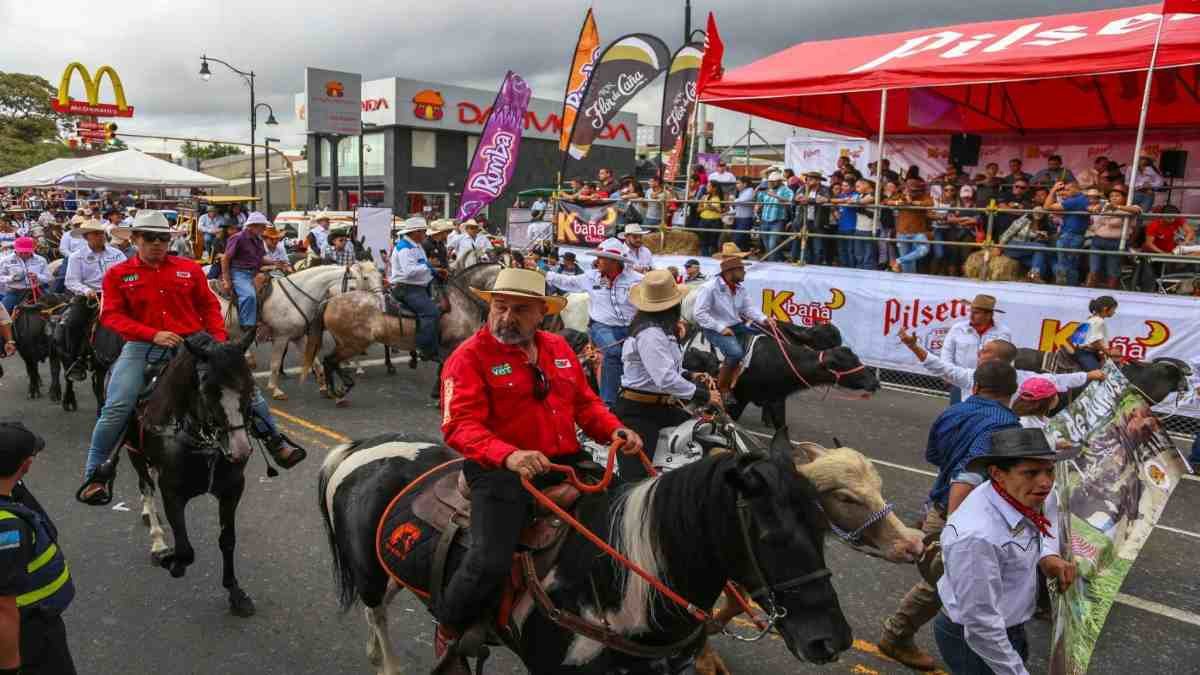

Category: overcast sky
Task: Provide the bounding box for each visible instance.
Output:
[1,0,1146,154]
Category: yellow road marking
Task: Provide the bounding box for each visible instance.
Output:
[269,407,351,443]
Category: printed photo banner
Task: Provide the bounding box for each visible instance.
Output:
[567,33,670,161]
[559,9,600,153]
[457,71,532,222]
[659,43,704,182]
[553,200,620,247]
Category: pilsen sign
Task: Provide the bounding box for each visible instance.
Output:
[293,76,636,149]
[50,62,134,118]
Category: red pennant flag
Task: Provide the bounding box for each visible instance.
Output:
[696,12,724,96]
[1162,0,1200,15]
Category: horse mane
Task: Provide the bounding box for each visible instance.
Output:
[141,349,199,428]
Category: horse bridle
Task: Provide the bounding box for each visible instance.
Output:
[816,349,866,384]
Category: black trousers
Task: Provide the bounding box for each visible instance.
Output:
[434,452,591,628]
[613,397,691,482]
[21,612,76,675]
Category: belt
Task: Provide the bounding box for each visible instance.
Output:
[620,389,675,405]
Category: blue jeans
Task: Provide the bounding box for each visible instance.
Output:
[84,341,278,478]
[1006,241,1051,279]
[703,324,756,365]
[896,233,930,273]
[396,284,441,355]
[853,236,877,270]
[837,232,855,267]
[932,228,960,261]
[803,223,824,265]
[1089,237,1123,282]
[588,322,628,409]
[1056,232,1085,285]
[52,262,68,293]
[231,268,258,327]
[732,217,754,252]
[934,612,1028,675]
[761,220,787,261]
[1132,190,1154,212]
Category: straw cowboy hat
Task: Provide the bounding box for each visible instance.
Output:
[623,223,650,237]
[461,219,482,230]
[310,211,331,223]
[629,269,688,312]
[107,224,132,242]
[965,427,1079,475]
[69,214,87,226]
[130,209,173,234]
[719,256,747,275]
[262,226,285,240]
[427,218,456,235]
[397,217,428,235]
[766,171,784,182]
[71,219,108,237]
[968,293,1005,313]
[471,268,567,315]
[712,242,751,259]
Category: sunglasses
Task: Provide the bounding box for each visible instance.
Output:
[139,232,172,243]
[529,363,550,401]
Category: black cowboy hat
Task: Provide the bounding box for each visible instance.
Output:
[966,428,1080,474]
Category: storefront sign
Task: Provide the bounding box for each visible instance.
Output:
[304,67,362,135]
[50,62,134,118]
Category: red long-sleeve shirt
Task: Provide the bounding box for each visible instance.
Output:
[441,326,621,469]
[99,254,227,343]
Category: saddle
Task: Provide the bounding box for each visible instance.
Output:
[208,273,275,308]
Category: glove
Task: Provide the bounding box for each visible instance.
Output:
[689,384,711,407]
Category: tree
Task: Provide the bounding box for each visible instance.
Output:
[0,71,71,176]
[181,141,245,161]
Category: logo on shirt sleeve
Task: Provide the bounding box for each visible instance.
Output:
[554,358,571,369]
[121,273,139,282]
[176,271,191,278]
[0,529,20,551]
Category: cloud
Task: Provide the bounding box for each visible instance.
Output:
[2,0,1145,153]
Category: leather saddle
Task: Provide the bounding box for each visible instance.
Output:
[208,273,275,308]
[383,294,419,320]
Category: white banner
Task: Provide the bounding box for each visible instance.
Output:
[304,67,362,136]
[784,136,875,179]
[356,207,394,269]
[562,246,1200,415]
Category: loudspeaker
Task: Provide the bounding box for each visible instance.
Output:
[1161,150,1188,179]
[949,133,982,168]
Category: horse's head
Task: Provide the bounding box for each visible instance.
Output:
[347,261,385,295]
[808,323,843,350]
[683,346,720,377]
[183,331,257,463]
[722,433,852,663]
[1124,357,1193,404]
[815,346,879,394]
[789,436,924,563]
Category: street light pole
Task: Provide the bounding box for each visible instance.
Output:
[264,137,280,219]
[199,55,277,199]
[359,123,377,210]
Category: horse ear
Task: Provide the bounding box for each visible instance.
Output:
[793,441,827,466]
[724,456,767,496]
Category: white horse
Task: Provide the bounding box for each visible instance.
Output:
[217,262,385,400]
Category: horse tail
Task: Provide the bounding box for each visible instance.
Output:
[317,440,360,612]
[299,299,328,383]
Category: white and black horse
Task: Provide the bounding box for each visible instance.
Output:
[319,433,852,674]
[52,294,125,414]
[105,332,261,616]
[10,292,66,402]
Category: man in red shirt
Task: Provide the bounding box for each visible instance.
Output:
[434,268,643,671]
[77,210,303,505]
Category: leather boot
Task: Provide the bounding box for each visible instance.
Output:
[1085,272,1102,288]
[433,624,471,675]
[265,433,307,469]
[716,364,738,408]
[878,630,936,671]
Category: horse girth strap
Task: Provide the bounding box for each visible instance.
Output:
[430,519,462,612]
[518,554,705,660]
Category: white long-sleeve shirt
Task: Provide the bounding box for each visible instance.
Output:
[58,231,86,258]
[621,325,696,398]
[545,268,642,327]
[940,320,1014,371]
[64,245,126,295]
[623,243,654,271]
[693,276,766,333]
[264,240,289,264]
[450,232,492,261]
[1,254,50,289]
[920,353,1089,402]
[939,484,1060,675]
[389,237,433,286]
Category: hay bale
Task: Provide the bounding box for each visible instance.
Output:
[645,228,700,256]
[964,248,1022,281]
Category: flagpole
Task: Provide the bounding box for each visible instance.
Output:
[1122,11,1166,250]
[873,88,888,235]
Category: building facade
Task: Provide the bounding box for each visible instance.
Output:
[296,76,637,224]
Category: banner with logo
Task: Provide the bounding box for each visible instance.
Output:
[559,9,600,153]
[553,200,620,247]
[659,43,704,182]
[567,34,670,161]
[1046,362,1187,675]
[784,136,876,178]
[457,71,532,222]
[304,67,362,135]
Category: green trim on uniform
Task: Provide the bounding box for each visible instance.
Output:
[16,563,70,607]
[27,543,56,573]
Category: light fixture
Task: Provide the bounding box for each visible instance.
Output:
[265,111,279,126]
[199,57,212,81]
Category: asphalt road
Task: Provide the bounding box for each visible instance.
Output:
[2,344,1198,675]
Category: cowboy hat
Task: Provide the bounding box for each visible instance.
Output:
[310,211,331,223]
[719,256,747,274]
[397,217,427,235]
[968,293,1004,313]
[130,209,172,234]
[262,226,285,239]
[243,211,270,227]
[629,269,688,312]
[803,170,824,180]
[767,171,784,182]
[461,219,482,229]
[471,268,567,315]
[592,245,629,264]
[69,214,87,226]
[72,219,108,236]
[966,427,1080,475]
[623,223,649,236]
[328,226,352,240]
[712,242,751,259]
[427,218,456,235]
[107,224,132,242]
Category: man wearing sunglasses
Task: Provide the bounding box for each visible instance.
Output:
[76,210,304,505]
[433,268,644,673]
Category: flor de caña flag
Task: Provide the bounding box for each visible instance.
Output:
[567,33,671,160]
[559,9,600,152]
[659,42,704,182]
[457,71,532,222]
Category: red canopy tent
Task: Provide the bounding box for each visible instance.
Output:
[700,4,1200,137]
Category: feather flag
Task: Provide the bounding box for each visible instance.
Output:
[559,9,601,153]
[457,71,533,222]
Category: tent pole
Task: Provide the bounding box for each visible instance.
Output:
[873,88,888,235]
[1123,13,1165,250]
[683,101,700,210]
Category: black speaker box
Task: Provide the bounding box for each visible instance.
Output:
[949,133,982,167]
[1161,149,1188,179]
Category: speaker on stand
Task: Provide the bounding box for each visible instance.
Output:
[949,133,982,169]
[1160,150,1187,208]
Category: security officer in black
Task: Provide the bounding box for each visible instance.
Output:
[0,422,76,675]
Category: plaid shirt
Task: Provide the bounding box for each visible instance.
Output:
[323,242,357,266]
[925,396,1019,509]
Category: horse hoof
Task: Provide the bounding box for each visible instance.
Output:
[169,562,187,578]
[151,548,173,566]
[228,588,256,618]
[335,398,350,408]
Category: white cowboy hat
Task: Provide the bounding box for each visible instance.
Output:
[243,211,270,227]
[471,268,567,315]
[461,218,482,229]
[593,244,629,264]
[397,216,428,234]
[767,171,784,182]
[310,211,331,223]
[69,214,87,226]
[107,224,132,242]
[623,223,649,236]
[130,209,172,234]
[71,219,108,237]
[629,269,688,313]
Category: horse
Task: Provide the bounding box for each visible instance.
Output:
[1014,351,1191,412]
[217,261,385,400]
[318,427,863,674]
[10,292,66,402]
[118,331,262,617]
[300,263,500,405]
[51,294,125,414]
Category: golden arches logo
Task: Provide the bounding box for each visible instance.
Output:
[51,62,134,118]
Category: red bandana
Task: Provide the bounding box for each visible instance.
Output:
[991,481,1053,538]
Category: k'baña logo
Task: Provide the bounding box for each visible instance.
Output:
[761,287,845,326]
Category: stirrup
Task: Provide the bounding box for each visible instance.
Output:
[75,463,116,506]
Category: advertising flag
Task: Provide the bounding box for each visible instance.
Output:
[567,34,670,161]
[457,71,533,222]
[658,43,704,182]
[695,12,725,96]
[559,9,600,152]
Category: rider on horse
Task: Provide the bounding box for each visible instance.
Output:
[433,268,644,673]
[389,217,444,362]
[76,210,305,506]
[0,237,50,312]
[61,219,127,379]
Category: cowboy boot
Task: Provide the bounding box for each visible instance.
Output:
[265,432,307,469]
[878,629,937,671]
[433,624,471,675]
[716,363,739,408]
[1085,272,1102,288]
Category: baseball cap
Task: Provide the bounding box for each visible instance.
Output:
[0,421,44,475]
[1017,377,1058,402]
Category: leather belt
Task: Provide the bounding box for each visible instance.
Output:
[619,389,674,405]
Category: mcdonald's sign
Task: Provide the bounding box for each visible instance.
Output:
[49,62,134,118]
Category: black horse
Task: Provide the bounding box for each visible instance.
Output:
[11,292,66,402]
[115,332,261,617]
[1015,349,1191,413]
[318,432,852,674]
[52,295,125,414]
